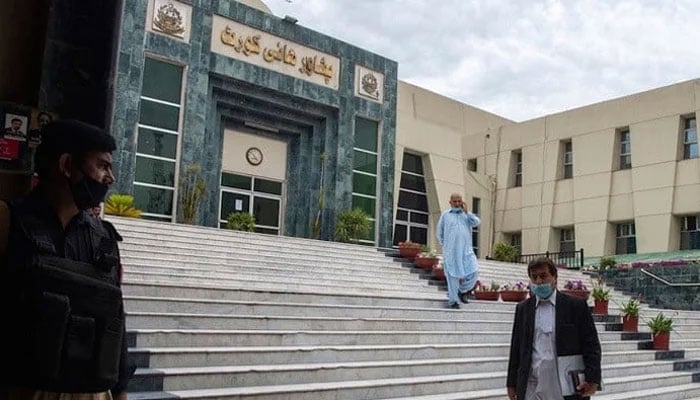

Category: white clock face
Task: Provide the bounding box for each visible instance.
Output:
[246,147,263,166]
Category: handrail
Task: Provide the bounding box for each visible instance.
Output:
[640,268,700,287]
[505,248,585,269]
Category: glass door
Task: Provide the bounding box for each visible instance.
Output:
[219,172,283,235]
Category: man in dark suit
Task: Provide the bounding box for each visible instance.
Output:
[507,257,601,400]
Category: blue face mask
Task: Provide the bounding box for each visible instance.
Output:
[531,283,553,299]
[450,207,463,213]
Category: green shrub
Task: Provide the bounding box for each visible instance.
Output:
[620,298,640,317]
[647,313,673,333]
[492,242,519,262]
[335,208,371,243]
[598,256,616,271]
[227,212,255,232]
[104,194,142,218]
[591,284,610,301]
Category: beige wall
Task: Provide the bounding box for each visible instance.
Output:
[460,78,700,257]
[222,129,288,180]
[395,81,513,251]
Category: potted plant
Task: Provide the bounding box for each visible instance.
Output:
[474,280,500,301]
[432,263,446,281]
[415,246,440,270]
[398,240,422,259]
[591,282,610,315]
[335,208,371,244]
[647,313,673,350]
[104,194,142,218]
[227,212,255,232]
[620,298,640,332]
[499,281,529,302]
[598,256,616,271]
[562,279,590,300]
[492,242,519,262]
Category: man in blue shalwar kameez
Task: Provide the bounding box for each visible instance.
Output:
[437,193,481,309]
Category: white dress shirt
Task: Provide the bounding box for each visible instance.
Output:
[526,290,563,400]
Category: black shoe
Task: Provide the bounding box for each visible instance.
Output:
[458,291,470,304]
[448,302,460,309]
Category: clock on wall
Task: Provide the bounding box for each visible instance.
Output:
[245,147,263,166]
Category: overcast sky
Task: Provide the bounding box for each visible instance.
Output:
[266,0,699,122]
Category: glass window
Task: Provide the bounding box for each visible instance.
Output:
[616,222,637,254]
[684,117,698,160]
[139,99,180,131]
[253,197,280,227]
[467,158,477,172]
[619,129,632,170]
[681,215,700,250]
[353,174,377,196]
[353,150,377,174]
[142,58,184,103]
[409,226,427,245]
[410,212,429,224]
[399,173,426,193]
[393,224,407,245]
[133,185,174,216]
[394,151,429,246]
[513,151,522,187]
[562,141,573,179]
[472,197,481,216]
[402,153,424,175]
[254,178,283,195]
[134,56,184,221]
[354,117,378,152]
[510,233,522,254]
[221,173,252,190]
[352,195,376,218]
[559,228,575,253]
[135,156,175,187]
[220,191,250,220]
[137,127,178,159]
[472,229,479,258]
[396,209,408,221]
[397,190,428,212]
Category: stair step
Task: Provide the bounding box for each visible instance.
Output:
[123,296,517,320]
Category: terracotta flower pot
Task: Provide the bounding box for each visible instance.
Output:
[499,290,528,302]
[415,256,439,270]
[593,299,608,315]
[622,315,638,332]
[474,291,500,301]
[562,289,590,301]
[399,247,421,259]
[652,331,670,350]
[432,266,446,281]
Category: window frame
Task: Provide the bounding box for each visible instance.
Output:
[559,227,575,253]
[680,215,700,250]
[219,173,285,234]
[615,222,637,254]
[562,140,573,179]
[513,150,523,187]
[352,116,381,244]
[619,128,632,170]
[683,116,698,160]
[133,55,186,221]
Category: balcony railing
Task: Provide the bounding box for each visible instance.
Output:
[515,248,585,269]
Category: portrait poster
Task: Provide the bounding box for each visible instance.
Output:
[0,104,55,175]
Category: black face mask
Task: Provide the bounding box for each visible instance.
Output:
[69,174,109,210]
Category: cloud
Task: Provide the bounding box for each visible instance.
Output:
[266,0,700,121]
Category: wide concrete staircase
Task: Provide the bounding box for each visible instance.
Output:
[113,217,700,399]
